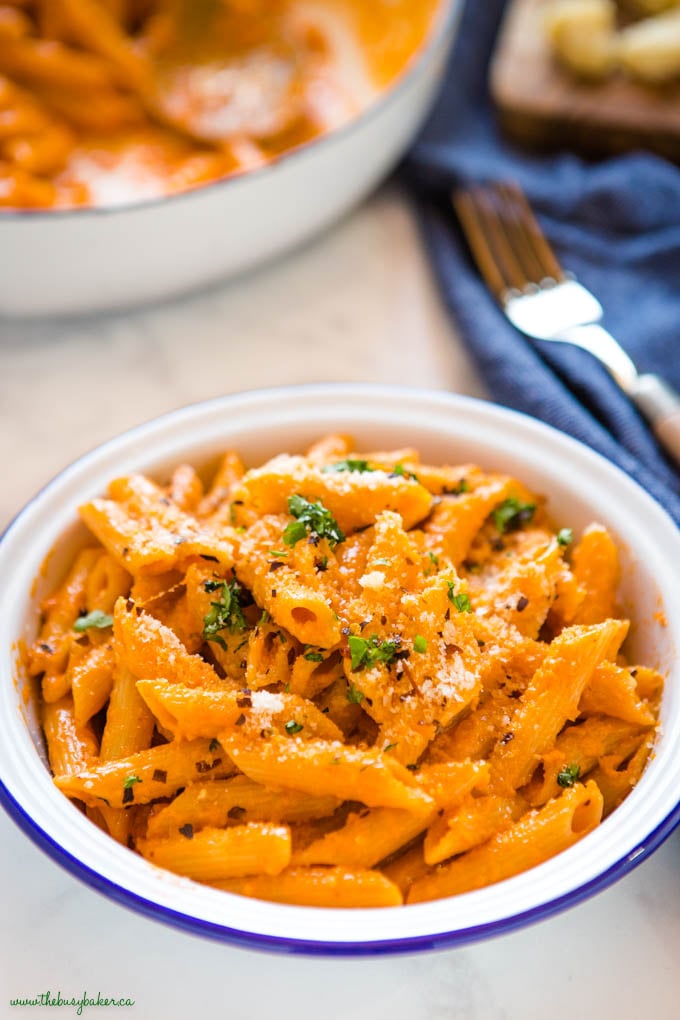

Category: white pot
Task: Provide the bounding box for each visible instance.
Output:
[0,5,461,317]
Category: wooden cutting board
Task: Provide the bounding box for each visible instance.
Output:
[491,0,680,162]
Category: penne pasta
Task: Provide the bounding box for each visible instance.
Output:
[30,438,662,907]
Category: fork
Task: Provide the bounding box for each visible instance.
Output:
[453,182,680,469]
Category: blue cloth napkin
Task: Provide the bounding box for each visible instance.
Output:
[404,0,680,526]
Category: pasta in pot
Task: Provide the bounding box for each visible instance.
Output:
[0,0,440,210]
[28,437,664,908]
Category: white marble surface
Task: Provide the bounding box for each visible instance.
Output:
[1,186,679,1019]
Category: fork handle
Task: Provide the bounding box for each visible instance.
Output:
[632,374,680,471]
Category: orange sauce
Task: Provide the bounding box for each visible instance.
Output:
[0,0,442,209]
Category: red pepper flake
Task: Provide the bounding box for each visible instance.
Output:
[152,769,168,783]
[236,690,252,708]
[179,824,194,839]
[268,561,285,573]
[516,595,529,612]
[235,713,246,726]
[228,806,246,820]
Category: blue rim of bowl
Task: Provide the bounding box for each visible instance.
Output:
[0,0,461,221]
[1,384,679,956]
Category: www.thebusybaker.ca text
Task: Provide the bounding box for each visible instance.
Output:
[9,991,135,1016]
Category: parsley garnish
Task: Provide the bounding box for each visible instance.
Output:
[257,609,271,626]
[557,528,573,547]
[209,739,220,752]
[492,498,536,534]
[322,459,374,474]
[390,463,419,481]
[283,495,345,549]
[269,549,288,558]
[346,683,365,704]
[557,763,580,788]
[427,552,439,570]
[303,649,324,662]
[383,742,398,753]
[203,578,248,649]
[413,635,428,654]
[74,610,113,632]
[447,581,472,613]
[348,633,400,672]
[285,720,304,735]
[446,479,469,495]
[373,558,391,567]
[123,776,141,789]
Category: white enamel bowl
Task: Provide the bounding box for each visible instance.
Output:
[1,385,679,955]
[0,4,460,318]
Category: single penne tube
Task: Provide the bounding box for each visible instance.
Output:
[70,642,115,727]
[221,732,434,814]
[304,434,353,465]
[489,619,629,794]
[113,600,221,689]
[55,738,235,808]
[230,454,433,532]
[100,665,155,761]
[580,661,656,726]
[408,781,603,902]
[167,464,203,512]
[416,760,490,809]
[236,520,340,647]
[138,823,291,881]
[523,714,646,807]
[590,734,655,815]
[136,681,342,743]
[569,525,620,625]
[29,547,101,679]
[98,804,131,846]
[422,475,516,566]
[42,697,98,776]
[293,806,432,869]
[198,451,246,518]
[80,473,233,574]
[85,551,131,616]
[146,775,340,839]
[423,794,516,866]
[214,866,403,908]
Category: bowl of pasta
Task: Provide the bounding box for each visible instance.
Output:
[0,0,460,317]
[1,384,679,954]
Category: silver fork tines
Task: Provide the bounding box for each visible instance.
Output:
[453,181,680,469]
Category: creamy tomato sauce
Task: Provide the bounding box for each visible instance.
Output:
[0,0,441,210]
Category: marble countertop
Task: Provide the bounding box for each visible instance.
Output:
[1,186,678,1020]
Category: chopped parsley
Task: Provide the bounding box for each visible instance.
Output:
[557,528,574,547]
[322,459,374,474]
[492,498,536,534]
[348,634,400,672]
[203,578,248,649]
[284,720,304,735]
[303,649,324,662]
[283,495,345,549]
[447,581,472,613]
[390,463,419,481]
[444,479,469,495]
[427,552,439,571]
[123,776,141,789]
[346,682,365,705]
[73,610,113,632]
[557,763,581,788]
[257,609,271,626]
[413,635,428,654]
[373,558,391,567]
[268,549,288,558]
[384,742,398,753]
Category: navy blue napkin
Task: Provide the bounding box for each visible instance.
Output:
[404,0,680,525]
